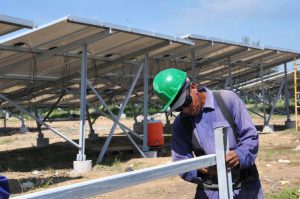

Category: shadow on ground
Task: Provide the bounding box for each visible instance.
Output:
[9,176,82,194]
[0,134,172,172]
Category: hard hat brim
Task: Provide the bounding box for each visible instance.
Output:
[163,81,190,112]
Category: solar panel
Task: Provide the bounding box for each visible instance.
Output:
[0,14,35,36]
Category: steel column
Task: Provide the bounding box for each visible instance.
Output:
[96,63,144,163]
[191,50,197,82]
[77,43,88,161]
[284,63,290,121]
[85,105,95,135]
[143,54,149,151]
[228,57,233,90]
[21,111,26,128]
[259,62,267,125]
[266,78,285,125]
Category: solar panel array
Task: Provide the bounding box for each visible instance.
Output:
[0,15,299,111]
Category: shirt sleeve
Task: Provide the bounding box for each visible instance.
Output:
[222,91,259,169]
[171,117,202,184]
[0,175,10,199]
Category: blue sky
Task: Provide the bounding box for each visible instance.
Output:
[1,0,300,51]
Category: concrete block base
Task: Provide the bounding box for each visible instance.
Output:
[37,137,49,147]
[144,151,157,158]
[88,133,99,141]
[285,120,295,129]
[262,125,274,133]
[20,127,28,133]
[73,160,92,175]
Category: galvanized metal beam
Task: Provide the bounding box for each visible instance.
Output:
[0,93,80,148]
[96,62,145,163]
[77,43,88,161]
[0,29,112,75]
[12,154,216,199]
[143,54,149,151]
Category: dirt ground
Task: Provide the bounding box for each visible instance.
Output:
[0,115,300,198]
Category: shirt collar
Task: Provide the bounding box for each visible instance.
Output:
[198,86,215,110]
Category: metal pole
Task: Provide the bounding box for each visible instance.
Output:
[284,63,290,122]
[96,63,144,163]
[294,59,298,131]
[3,115,6,128]
[77,43,88,161]
[42,92,64,123]
[86,105,95,135]
[21,111,25,128]
[0,93,80,148]
[12,154,216,199]
[67,85,142,140]
[191,50,197,82]
[259,62,267,125]
[228,57,233,90]
[266,78,285,125]
[143,54,149,151]
[214,127,233,199]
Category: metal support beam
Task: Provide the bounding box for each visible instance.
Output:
[77,43,88,161]
[42,92,65,123]
[0,29,112,75]
[214,127,233,199]
[86,105,95,135]
[13,126,232,199]
[96,62,144,163]
[143,54,149,151]
[191,50,197,82]
[12,154,216,199]
[259,62,267,125]
[0,93,80,148]
[266,78,285,125]
[84,84,142,140]
[284,63,291,121]
[228,57,233,90]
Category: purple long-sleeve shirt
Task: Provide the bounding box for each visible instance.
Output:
[171,87,263,198]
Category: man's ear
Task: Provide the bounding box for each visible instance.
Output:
[190,82,197,89]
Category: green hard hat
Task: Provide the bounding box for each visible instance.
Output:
[153,68,187,111]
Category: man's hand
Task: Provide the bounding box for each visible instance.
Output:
[198,166,217,176]
[226,150,240,169]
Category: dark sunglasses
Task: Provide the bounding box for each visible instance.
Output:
[175,88,192,111]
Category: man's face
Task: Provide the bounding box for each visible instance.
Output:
[181,83,202,116]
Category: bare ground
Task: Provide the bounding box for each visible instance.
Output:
[0,116,300,198]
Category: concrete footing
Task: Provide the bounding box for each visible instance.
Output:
[262,125,274,133]
[37,137,49,147]
[144,151,157,158]
[285,120,295,129]
[20,127,28,133]
[73,160,92,175]
[88,133,99,141]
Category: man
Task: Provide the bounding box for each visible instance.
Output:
[153,68,263,199]
[0,175,9,199]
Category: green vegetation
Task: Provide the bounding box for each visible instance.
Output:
[266,188,299,199]
[247,99,294,115]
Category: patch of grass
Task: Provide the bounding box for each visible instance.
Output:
[97,152,129,172]
[266,188,299,199]
[38,177,54,189]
